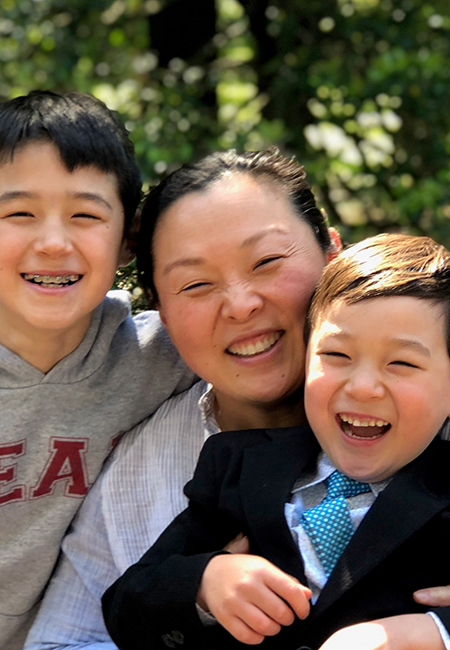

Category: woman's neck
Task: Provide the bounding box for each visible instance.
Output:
[213,388,306,432]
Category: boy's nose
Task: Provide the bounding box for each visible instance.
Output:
[34,219,73,256]
[221,282,264,322]
[345,366,385,401]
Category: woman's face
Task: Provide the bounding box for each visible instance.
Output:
[153,174,328,413]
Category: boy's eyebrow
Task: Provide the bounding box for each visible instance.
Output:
[0,190,36,203]
[393,338,431,357]
[321,331,431,357]
[0,190,113,211]
[70,191,114,211]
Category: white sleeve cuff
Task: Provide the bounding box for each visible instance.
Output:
[428,611,450,650]
[195,603,218,627]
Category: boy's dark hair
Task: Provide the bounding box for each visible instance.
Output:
[307,233,450,354]
[0,90,141,234]
[137,147,331,301]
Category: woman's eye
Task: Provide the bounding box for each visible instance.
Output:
[181,282,211,293]
[254,256,283,269]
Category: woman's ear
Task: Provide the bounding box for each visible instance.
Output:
[327,227,342,262]
[158,305,167,326]
[118,209,141,267]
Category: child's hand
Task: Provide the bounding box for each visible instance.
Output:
[414,584,450,606]
[223,532,250,554]
[197,554,311,645]
[318,614,445,650]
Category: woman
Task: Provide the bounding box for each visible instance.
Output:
[25,149,449,649]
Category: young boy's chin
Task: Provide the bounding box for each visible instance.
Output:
[325,448,395,484]
[12,283,106,340]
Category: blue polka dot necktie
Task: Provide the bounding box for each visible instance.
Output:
[301,470,371,577]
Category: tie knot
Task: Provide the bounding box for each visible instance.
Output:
[326,470,371,499]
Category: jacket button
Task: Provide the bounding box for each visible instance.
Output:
[161,631,184,647]
[171,630,184,644]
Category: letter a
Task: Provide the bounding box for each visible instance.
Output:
[31,438,89,499]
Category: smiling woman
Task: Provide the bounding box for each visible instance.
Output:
[152,173,329,429]
[139,149,336,430]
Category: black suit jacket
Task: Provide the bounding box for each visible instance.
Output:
[103,425,450,650]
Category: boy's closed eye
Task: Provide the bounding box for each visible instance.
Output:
[320,351,350,360]
[3,211,34,218]
[72,213,103,221]
[389,359,421,369]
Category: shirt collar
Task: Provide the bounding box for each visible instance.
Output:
[198,389,391,497]
[198,383,221,438]
[291,451,391,497]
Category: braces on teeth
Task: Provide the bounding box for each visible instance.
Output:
[22,274,80,285]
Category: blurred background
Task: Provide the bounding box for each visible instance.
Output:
[1,0,449,304]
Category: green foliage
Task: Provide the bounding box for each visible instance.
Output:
[2,0,450,307]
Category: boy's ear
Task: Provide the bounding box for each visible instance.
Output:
[327,227,342,262]
[118,209,141,267]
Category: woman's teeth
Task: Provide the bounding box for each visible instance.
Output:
[339,414,391,440]
[22,274,81,287]
[227,331,282,357]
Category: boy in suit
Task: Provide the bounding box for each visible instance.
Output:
[103,233,450,650]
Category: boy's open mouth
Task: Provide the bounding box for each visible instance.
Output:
[338,413,391,440]
[21,273,82,288]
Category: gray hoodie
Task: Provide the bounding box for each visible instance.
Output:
[0,290,194,649]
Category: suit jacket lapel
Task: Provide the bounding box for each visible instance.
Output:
[239,424,320,582]
[313,438,450,616]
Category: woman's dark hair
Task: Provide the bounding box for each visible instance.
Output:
[0,90,141,234]
[137,147,331,301]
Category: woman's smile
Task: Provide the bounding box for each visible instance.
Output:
[226,330,283,358]
[154,174,328,424]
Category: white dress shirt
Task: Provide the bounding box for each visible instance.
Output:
[25,380,217,650]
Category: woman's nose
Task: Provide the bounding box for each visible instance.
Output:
[221,282,264,322]
[33,218,73,257]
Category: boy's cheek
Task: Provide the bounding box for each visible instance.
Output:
[305,357,332,395]
[304,371,329,430]
[304,347,320,383]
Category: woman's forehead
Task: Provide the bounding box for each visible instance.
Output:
[152,188,325,284]
[156,174,297,235]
